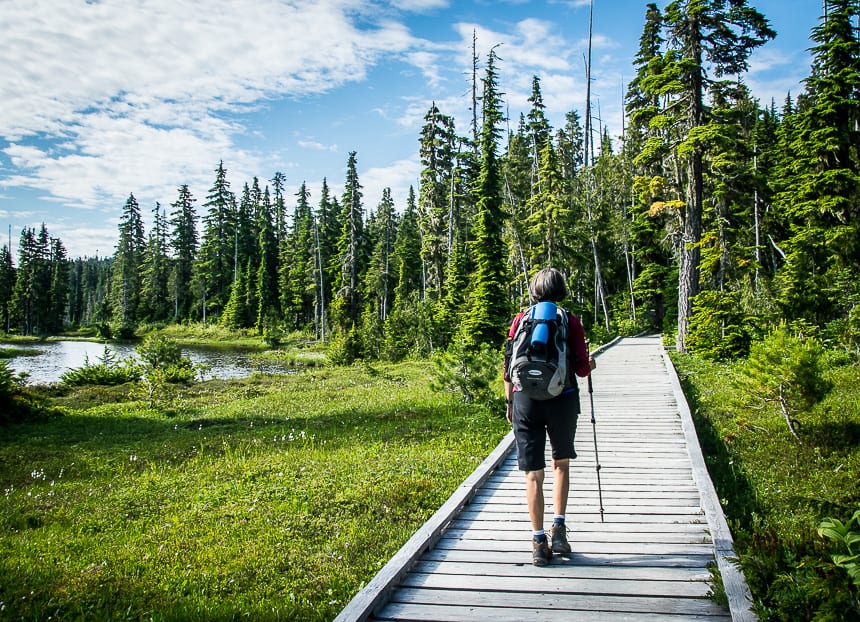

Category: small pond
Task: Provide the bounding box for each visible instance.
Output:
[2,340,292,385]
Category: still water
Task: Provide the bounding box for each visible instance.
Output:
[3,340,291,385]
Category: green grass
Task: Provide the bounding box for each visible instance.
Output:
[673,353,860,620]
[0,362,508,621]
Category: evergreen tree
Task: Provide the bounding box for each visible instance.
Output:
[254,186,279,334]
[504,115,536,293]
[364,187,398,324]
[333,151,365,327]
[271,171,288,244]
[773,0,860,330]
[11,226,52,335]
[524,140,570,268]
[625,3,675,331]
[280,182,315,330]
[0,245,14,333]
[392,186,423,306]
[461,48,511,349]
[194,161,236,321]
[236,183,257,282]
[47,237,69,334]
[316,178,340,314]
[418,102,457,299]
[169,184,198,319]
[648,0,774,350]
[526,75,552,192]
[110,193,145,331]
[221,259,251,329]
[140,202,171,322]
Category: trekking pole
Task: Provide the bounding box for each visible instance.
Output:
[587,343,605,522]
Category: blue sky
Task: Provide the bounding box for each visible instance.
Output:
[0,0,823,259]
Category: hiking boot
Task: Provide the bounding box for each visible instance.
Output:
[550,523,571,555]
[532,537,551,566]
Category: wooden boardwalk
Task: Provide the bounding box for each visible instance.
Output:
[336,336,755,621]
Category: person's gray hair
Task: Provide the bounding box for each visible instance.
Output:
[529,267,567,303]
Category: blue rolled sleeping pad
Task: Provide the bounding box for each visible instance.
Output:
[530,301,557,347]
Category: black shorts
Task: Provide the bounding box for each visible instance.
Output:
[512,390,580,472]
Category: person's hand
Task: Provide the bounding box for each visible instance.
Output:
[505,402,513,425]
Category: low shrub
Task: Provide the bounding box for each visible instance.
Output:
[60,346,141,386]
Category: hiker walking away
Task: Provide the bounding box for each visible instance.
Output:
[503,267,595,566]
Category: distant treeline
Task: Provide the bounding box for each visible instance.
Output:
[1,1,857,361]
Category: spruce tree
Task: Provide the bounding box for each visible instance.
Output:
[419,102,457,298]
[649,0,774,350]
[526,75,552,193]
[280,182,315,330]
[364,187,398,325]
[140,202,171,322]
[169,185,198,320]
[110,193,145,332]
[254,185,279,334]
[774,0,860,328]
[525,140,570,268]
[194,161,236,320]
[333,152,364,327]
[392,186,423,306]
[461,48,510,350]
[47,237,69,334]
[0,245,14,333]
[11,226,52,335]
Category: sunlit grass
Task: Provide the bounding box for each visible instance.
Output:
[0,361,507,621]
[673,353,860,618]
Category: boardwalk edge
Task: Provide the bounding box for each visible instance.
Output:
[333,430,516,621]
[661,344,758,622]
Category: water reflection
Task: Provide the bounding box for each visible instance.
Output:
[2,340,291,385]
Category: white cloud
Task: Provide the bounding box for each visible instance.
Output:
[391,0,449,12]
[298,140,340,153]
[360,157,421,212]
[0,0,418,225]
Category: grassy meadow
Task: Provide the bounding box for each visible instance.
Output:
[0,361,508,621]
[673,353,860,620]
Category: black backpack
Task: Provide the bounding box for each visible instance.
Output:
[508,301,570,400]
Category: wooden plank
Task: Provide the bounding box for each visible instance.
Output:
[388,587,730,617]
[432,537,716,556]
[450,519,710,533]
[440,529,714,545]
[373,603,730,622]
[400,572,713,598]
[409,560,712,582]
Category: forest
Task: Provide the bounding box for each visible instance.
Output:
[0,1,857,366]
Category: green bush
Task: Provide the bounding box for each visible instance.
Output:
[1,361,42,424]
[431,336,502,407]
[60,346,140,386]
[733,324,831,441]
[136,335,195,383]
[686,289,756,360]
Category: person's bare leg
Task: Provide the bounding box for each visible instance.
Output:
[550,458,572,554]
[552,458,570,516]
[525,469,545,530]
[526,468,551,565]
